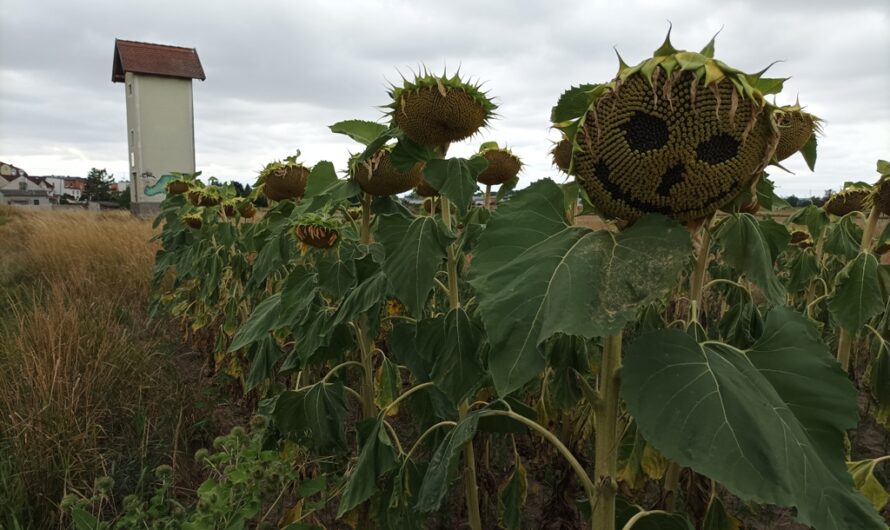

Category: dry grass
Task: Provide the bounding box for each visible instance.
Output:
[0,208,192,528]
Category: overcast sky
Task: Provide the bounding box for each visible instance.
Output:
[1,0,888,196]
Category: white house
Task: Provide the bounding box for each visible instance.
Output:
[42,176,87,201]
[0,162,52,208]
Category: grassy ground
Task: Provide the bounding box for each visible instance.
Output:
[0,207,203,529]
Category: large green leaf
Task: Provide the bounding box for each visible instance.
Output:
[316,247,357,299]
[714,213,785,304]
[828,252,884,334]
[229,293,283,351]
[470,179,690,395]
[415,412,480,512]
[429,308,486,405]
[337,419,400,516]
[377,215,451,317]
[622,308,884,530]
[329,120,389,146]
[333,271,388,326]
[422,158,487,216]
[274,382,348,452]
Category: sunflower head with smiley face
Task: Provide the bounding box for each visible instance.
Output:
[552,29,819,222]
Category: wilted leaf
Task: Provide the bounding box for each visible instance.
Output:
[786,250,820,294]
[824,215,863,260]
[498,455,527,530]
[429,308,486,405]
[847,459,890,512]
[416,413,479,512]
[622,307,884,529]
[337,419,400,516]
[623,510,695,529]
[274,382,348,452]
[828,252,883,334]
[787,204,829,240]
[375,357,401,414]
[713,213,785,304]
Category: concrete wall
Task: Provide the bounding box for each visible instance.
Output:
[1,194,51,209]
[124,72,196,208]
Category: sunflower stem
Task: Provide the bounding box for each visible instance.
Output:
[484,184,492,211]
[592,333,623,530]
[360,192,372,245]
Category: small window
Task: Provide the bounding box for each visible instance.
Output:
[19,181,27,191]
[128,83,132,95]
[33,199,40,205]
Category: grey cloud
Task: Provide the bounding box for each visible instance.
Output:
[1,0,888,197]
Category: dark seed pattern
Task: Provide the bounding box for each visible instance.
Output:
[696,133,740,165]
[573,70,775,221]
[621,111,670,152]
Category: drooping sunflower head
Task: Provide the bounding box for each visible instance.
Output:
[551,138,574,174]
[824,185,870,217]
[166,179,190,195]
[258,152,310,202]
[293,212,341,251]
[415,178,440,198]
[871,160,890,216]
[187,187,220,207]
[552,29,797,222]
[350,146,424,196]
[472,142,522,186]
[183,213,203,230]
[773,102,821,163]
[387,69,497,148]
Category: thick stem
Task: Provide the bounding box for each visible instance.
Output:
[663,461,681,510]
[459,401,482,530]
[360,192,372,245]
[355,317,376,419]
[837,328,853,372]
[861,204,881,253]
[592,333,623,530]
[689,225,712,324]
[484,184,492,211]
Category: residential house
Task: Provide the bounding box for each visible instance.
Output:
[0,162,52,208]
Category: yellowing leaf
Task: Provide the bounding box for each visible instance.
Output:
[280,498,304,526]
[848,459,890,511]
[641,442,669,480]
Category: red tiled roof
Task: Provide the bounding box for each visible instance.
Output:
[112,39,205,83]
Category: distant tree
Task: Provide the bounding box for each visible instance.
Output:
[116,188,131,209]
[83,168,115,201]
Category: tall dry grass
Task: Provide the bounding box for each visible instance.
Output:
[0,208,192,528]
